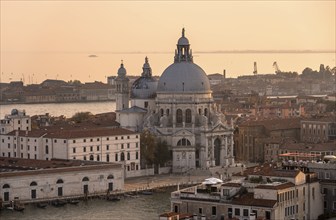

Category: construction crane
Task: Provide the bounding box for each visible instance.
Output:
[273,61,281,74]
[253,62,258,75]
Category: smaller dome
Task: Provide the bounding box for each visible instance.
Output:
[11,109,19,115]
[178,37,189,46]
[177,28,189,46]
[117,62,126,78]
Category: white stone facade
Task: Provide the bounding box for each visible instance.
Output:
[0,128,141,176]
[0,158,123,203]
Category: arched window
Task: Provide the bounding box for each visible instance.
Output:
[185,109,192,123]
[127,152,130,160]
[204,108,208,116]
[176,109,183,124]
[82,177,89,182]
[30,181,37,186]
[56,179,64,184]
[160,109,164,117]
[107,174,114,179]
[121,152,125,161]
[177,138,191,146]
[198,109,202,115]
[89,155,94,161]
[166,109,170,116]
[3,184,10,189]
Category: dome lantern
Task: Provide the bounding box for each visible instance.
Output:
[175,28,193,63]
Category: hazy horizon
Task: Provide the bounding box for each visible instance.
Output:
[1,1,335,83]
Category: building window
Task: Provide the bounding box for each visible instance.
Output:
[107,137,109,141]
[121,144,124,149]
[199,208,203,214]
[115,137,118,140]
[144,101,148,108]
[176,109,183,124]
[127,143,130,148]
[106,145,109,150]
[90,146,93,152]
[73,140,76,143]
[212,206,217,216]
[84,139,86,142]
[90,139,93,142]
[127,152,130,160]
[54,140,57,143]
[64,140,66,143]
[115,153,118,161]
[45,145,49,154]
[97,155,100,161]
[185,109,192,123]
[84,156,87,160]
[83,147,86,152]
[312,187,315,199]
[235,208,240,216]
[265,211,271,220]
[97,138,100,141]
[106,154,110,162]
[136,143,138,148]
[121,136,124,140]
[73,148,76,153]
[333,201,336,210]
[326,172,330,179]
[97,146,100,151]
[121,152,125,161]
[136,152,139,160]
[90,155,94,161]
[127,136,130,139]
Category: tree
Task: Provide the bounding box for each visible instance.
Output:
[140,130,156,166]
[154,140,171,166]
[71,112,92,123]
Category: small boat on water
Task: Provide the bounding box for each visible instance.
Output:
[141,191,153,195]
[37,202,48,208]
[106,196,121,202]
[14,204,25,211]
[52,199,67,207]
[68,199,80,205]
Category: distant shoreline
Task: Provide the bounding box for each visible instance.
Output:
[0,100,116,106]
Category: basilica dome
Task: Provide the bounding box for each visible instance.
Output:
[157,28,211,93]
[157,62,210,93]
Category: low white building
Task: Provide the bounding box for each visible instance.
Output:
[0,127,142,177]
[0,157,123,204]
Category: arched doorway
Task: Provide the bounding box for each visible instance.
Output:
[214,138,221,166]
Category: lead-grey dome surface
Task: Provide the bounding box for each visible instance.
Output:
[157,62,211,93]
[131,77,158,99]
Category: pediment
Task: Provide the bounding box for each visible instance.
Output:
[173,129,194,137]
[211,123,231,132]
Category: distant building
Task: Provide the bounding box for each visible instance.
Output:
[301,118,336,143]
[0,157,123,204]
[0,109,31,134]
[235,118,301,163]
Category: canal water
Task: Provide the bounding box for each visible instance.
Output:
[0,190,171,219]
[0,101,117,118]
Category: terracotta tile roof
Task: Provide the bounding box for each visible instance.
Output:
[255,182,295,190]
[232,193,277,208]
[0,157,122,178]
[280,141,336,151]
[233,164,300,178]
[240,118,301,130]
[45,127,137,139]
[222,182,242,187]
[6,127,137,139]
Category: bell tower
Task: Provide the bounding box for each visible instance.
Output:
[115,61,129,111]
